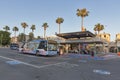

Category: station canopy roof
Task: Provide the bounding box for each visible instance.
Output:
[56,31,95,39]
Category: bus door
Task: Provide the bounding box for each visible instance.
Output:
[37,40,47,55]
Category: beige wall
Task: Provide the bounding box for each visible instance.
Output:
[99,33,110,42]
[11,37,18,43]
[116,33,120,40]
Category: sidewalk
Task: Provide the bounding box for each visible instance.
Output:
[65,53,104,60]
[63,52,120,60]
[97,52,118,57]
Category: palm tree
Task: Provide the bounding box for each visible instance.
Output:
[28,32,34,41]
[13,26,19,38]
[3,25,10,32]
[94,23,104,35]
[42,22,48,39]
[76,8,89,31]
[30,24,36,33]
[21,22,28,41]
[56,17,64,34]
[37,36,41,39]
[18,33,25,42]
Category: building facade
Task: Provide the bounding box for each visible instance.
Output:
[116,33,120,40]
[11,37,18,43]
[116,33,120,52]
[98,32,110,42]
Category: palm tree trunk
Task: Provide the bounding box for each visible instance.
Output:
[24,28,25,41]
[59,24,60,34]
[15,31,16,42]
[44,28,46,39]
[98,31,99,34]
[98,31,100,36]
[32,30,34,40]
[81,17,84,31]
[44,30,46,39]
[14,31,16,37]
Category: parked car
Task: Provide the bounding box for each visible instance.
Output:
[10,43,19,50]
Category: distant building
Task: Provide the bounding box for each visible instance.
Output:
[108,41,117,53]
[98,32,110,42]
[11,37,18,43]
[116,33,120,41]
[108,33,120,53]
[47,35,65,43]
[25,35,30,42]
[116,33,120,52]
[116,33,120,47]
[11,35,30,43]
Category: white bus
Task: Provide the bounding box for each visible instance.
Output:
[19,39,58,56]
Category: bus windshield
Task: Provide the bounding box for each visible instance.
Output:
[38,41,47,51]
[48,40,57,51]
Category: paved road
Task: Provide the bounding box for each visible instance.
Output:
[0,48,120,80]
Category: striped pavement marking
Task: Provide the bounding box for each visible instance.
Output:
[0,55,66,69]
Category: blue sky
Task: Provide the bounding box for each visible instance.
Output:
[0,0,120,41]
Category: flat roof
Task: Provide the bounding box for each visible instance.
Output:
[60,41,105,44]
[56,31,95,39]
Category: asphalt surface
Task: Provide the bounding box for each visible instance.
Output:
[0,48,120,80]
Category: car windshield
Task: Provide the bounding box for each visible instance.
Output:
[10,43,19,47]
